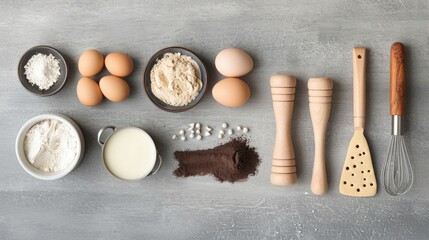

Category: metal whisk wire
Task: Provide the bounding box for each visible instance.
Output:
[382,135,413,195]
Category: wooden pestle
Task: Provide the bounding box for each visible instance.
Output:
[270,75,297,186]
[308,78,333,195]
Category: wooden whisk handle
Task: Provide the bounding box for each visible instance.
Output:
[270,75,297,186]
[390,42,406,116]
[308,77,333,195]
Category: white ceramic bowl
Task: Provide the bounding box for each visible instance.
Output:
[15,113,85,180]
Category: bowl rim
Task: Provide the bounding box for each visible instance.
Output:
[17,45,68,97]
[143,46,208,113]
[15,113,84,180]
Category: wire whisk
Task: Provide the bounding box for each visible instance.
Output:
[382,135,413,195]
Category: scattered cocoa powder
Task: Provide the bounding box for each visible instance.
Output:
[173,138,261,183]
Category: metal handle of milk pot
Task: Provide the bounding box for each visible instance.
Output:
[97,126,117,146]
[148,154,162,175]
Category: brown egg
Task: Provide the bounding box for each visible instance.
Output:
[78,50,104,77]
[99,75,130,102]
[76,77,103,107]
[212,78,251,107]
[215,48,253,77]
[105,52,133,77]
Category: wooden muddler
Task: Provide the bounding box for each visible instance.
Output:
[270,75,297,186]
[308,78,333,195]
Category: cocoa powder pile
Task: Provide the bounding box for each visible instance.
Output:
[173,138,261,183]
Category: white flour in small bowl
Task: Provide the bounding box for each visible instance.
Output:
[24,53,61,90]
[24,119,78,172]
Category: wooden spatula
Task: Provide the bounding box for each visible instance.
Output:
[339,48,377,197]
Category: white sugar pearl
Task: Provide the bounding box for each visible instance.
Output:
[222,123,228,128]
[196,129,200,134]
[189,133,195,138]
[206,126,212,132]
[189,123,195,128]
[179,130,185,135]
[190,130,195,134]
[180,136,186,141]
[218,133,223,139]
[196,135,202,140]
[227,129,233,135]
[219,130,224,135]
[236,126,242,131]
[242,127,249,133]
[172,134,177,140]
[195,123,201,128]
[204,131,211,136]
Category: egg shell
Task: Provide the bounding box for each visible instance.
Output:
[215,48,253,77]
[105,52,134,77]
[99,75,130,102]
[78,50,104,77]
[212,78,251,107]
[76,77,103,107]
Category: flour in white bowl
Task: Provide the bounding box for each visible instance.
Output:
[24,119,78,173]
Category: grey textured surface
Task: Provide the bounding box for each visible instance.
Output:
[1,1,428,239]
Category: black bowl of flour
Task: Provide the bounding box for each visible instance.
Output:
[18,45,68,96]
[143,47,208,113]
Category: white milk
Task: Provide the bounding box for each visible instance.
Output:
[103,128,156,180]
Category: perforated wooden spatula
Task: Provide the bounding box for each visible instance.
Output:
[339,48,377,197]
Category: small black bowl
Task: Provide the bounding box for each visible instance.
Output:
[18,45,68,96]
[143,47,208,112]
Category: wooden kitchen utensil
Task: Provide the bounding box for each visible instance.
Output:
[308,77,333,195]
[270,75,297,186]
[339,48,377,197]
